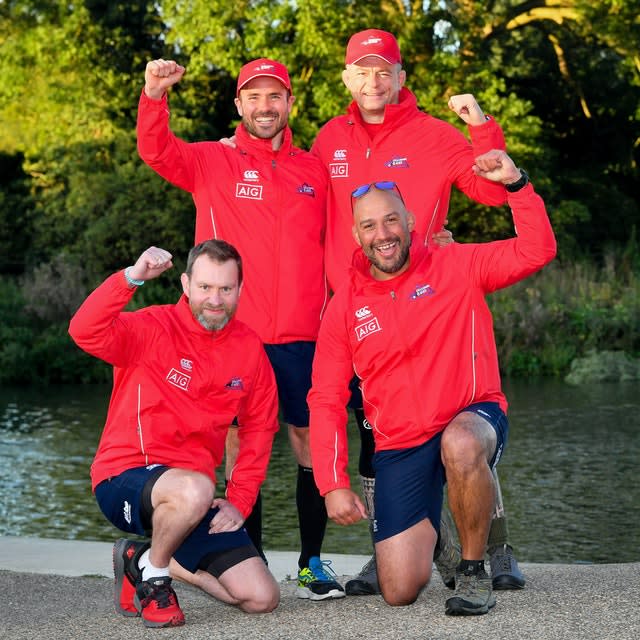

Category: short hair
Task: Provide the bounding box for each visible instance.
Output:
[185,239,243,285]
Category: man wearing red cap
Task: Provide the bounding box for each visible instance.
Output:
[310,29,525,597]
[135,58,345,601]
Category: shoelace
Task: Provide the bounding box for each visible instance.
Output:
[456,571,489,597]
[144,581,178,609]
[493,546,515,573]
[310,559,339,582]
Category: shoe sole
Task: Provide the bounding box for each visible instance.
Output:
[295,586,346,601]
[113,538,140,617]
[142,616,186,628]
[493,575,526,590]
[445,595,497,616]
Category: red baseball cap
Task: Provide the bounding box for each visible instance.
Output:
[345,29,402,66]
[236,58,291,96]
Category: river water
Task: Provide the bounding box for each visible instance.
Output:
[0,379,638,563]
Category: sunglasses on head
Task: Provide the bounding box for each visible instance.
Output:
[351,181,399,199]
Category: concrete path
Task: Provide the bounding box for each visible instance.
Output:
[2,536,638,639]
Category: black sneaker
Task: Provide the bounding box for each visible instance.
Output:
[112,537,150,617]
[345,554,380,596]
[296,556,346,600]
[489,544,526,590]
[445,566,496,616]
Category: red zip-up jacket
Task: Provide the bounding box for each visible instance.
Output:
[137,91,328,344]
[68,271,279,518]
[311,87,508,291]
[308,184,556,496]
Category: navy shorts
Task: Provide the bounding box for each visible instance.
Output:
[95,465,258,575]
[372,401,508,543]
[264,341,315,427]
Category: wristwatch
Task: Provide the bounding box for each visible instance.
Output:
[505,169,529,193]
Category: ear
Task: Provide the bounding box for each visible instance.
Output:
[406,210,416,232]
[352,224,363,247]
[398,68,407,88]
[341,68,350,90]
[180,272,189,297]
[234,97,243,117]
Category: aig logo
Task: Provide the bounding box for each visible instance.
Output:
[167,368,191,391]
[333,149,347,160]
[355,318,382,341]
[236,183,264,200]
[355,306,371,319]
[329,163,349,178]
[243,170,259,181]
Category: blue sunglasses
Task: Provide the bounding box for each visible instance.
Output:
[351,181,400,199]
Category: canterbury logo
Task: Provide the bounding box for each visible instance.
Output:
[333,149,347,159]
[355,306,371,319]
[243,170,259,181]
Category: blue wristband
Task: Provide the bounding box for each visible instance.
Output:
[124,267,145,287]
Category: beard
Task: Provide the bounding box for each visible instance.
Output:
[192,302,236,331]
[364,236,411,275]
[242,111,287,140]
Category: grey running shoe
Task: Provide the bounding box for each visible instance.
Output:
[345,554,380,596]
[489,544,526,590]
[445,566,496,616]
[433,507,460,589]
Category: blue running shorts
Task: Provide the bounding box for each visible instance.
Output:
[264,341,315,427]
[371,402,508,542]
[95,465,257,575]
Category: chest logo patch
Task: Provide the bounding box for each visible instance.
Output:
[236,183,263,200]
[410,284,436,300]
[167,368,191,391]
[355,317,382,341]
[297,183,316,197]
[225,377,244,390]
[385,156,410,169]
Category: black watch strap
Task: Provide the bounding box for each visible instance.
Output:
[505,169,529,193]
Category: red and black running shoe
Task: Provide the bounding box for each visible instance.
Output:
[112,537,150,617]
[135,576,185,628]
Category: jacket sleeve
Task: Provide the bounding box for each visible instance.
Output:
[136,90,198,193]
[68,272,145,368]
[469,183,557,292]
[307,294,355,496]
[444,118,508,207]
[226,347,280,519]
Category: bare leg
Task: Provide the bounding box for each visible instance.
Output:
[376,518,437,606]
[171,556,279,613]
[149,469,215,567]
[440,412,497,560]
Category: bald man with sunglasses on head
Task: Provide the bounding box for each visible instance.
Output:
[308,150,556,615]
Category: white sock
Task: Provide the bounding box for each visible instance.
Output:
[139,549,170,582]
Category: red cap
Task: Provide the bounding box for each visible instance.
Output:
[345,29,402,66]
[236,58,291,96]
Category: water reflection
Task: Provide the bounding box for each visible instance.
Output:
[1,380,638,563]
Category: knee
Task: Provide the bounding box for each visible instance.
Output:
[381,585,419,607]
[441,425,485,471]
[171,473,214,517]
[240,585,280,613]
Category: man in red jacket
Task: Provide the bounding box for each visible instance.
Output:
[69,240,280,628]
[137,58,345,600]
[311,28,524,595]
[308,150,556,615]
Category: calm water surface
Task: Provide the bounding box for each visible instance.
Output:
[0,379,638,563]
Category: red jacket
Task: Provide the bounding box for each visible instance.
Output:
[311,88,508,291]
[308,185,556,496]
[137,91,328,344]
[68,271,279,518]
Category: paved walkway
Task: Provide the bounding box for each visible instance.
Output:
[2,536,638,639]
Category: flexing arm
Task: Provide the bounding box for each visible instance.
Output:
[144,59,186,100]
[68,247,173,366]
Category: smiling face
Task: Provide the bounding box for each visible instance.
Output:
[352,187,415,280]
[342,56,406,123]
[181,255,241,331]
[234,76,295,147]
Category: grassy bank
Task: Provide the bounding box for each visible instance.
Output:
[1,251,638,385]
